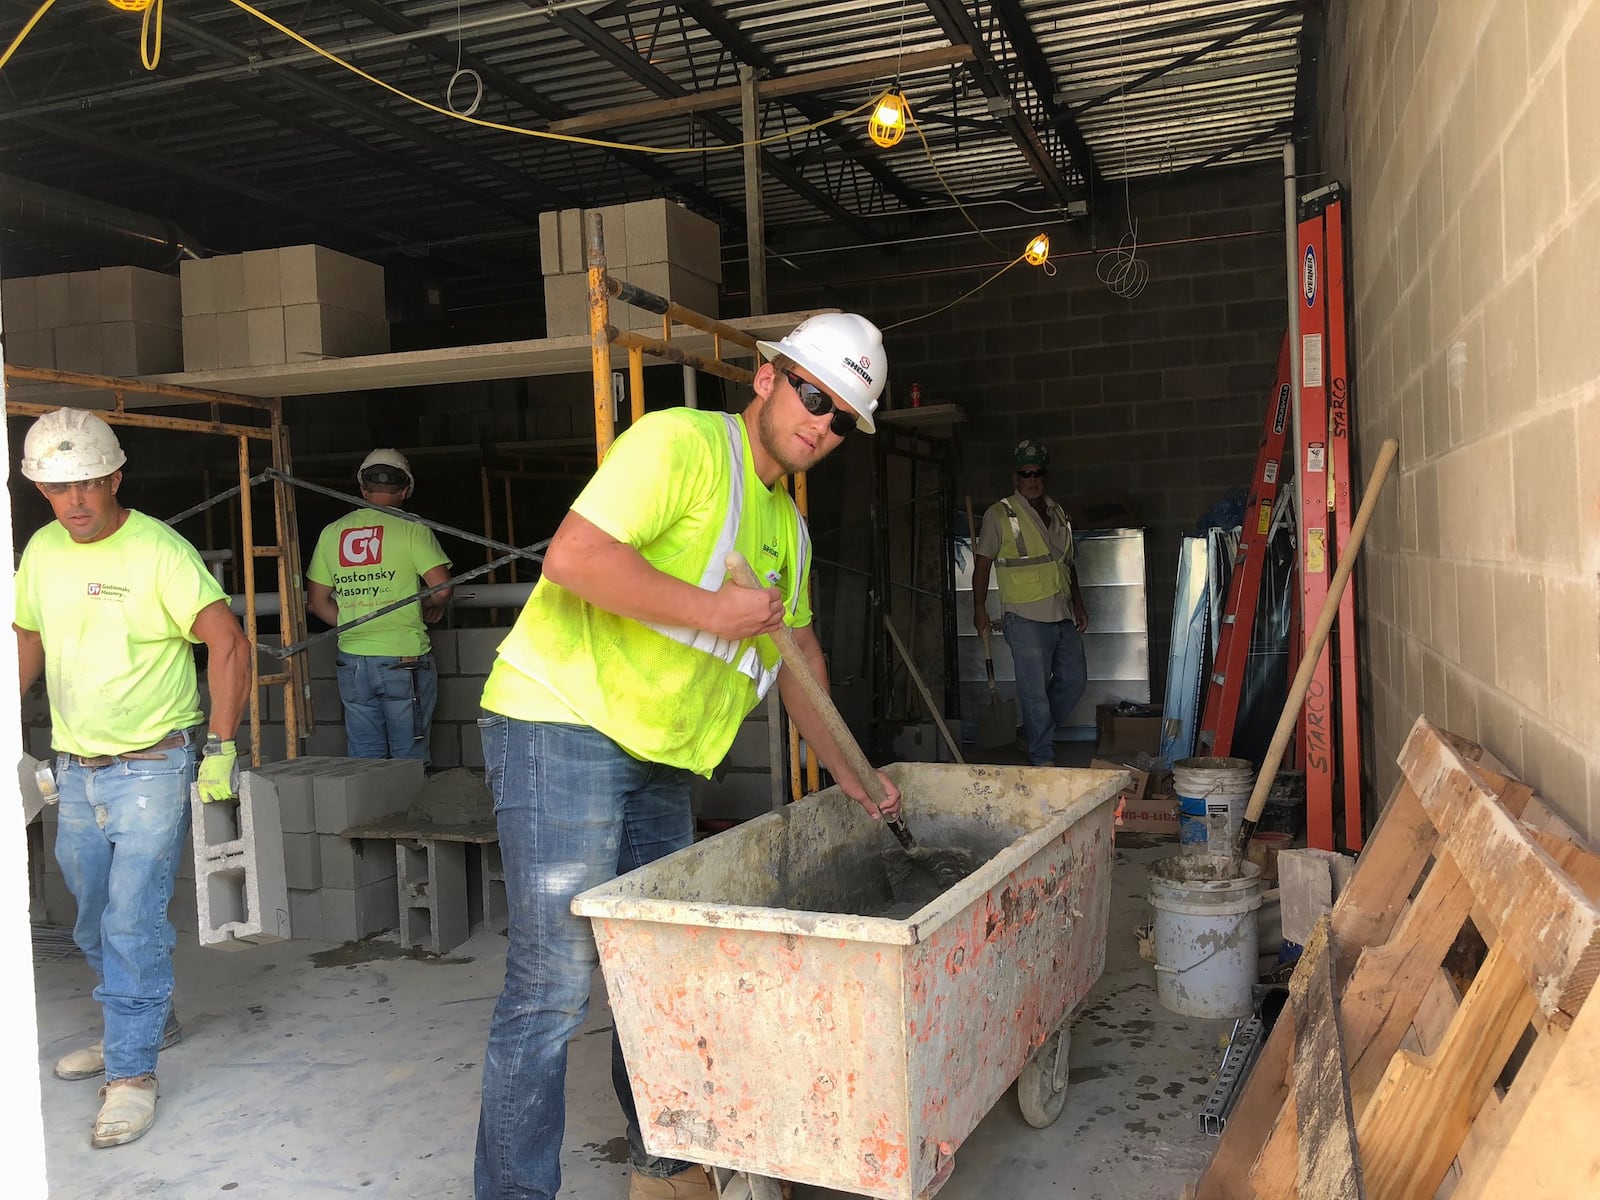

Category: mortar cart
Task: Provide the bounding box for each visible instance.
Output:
[572,762,1126,1200]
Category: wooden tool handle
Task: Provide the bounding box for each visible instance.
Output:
[964,495,1002,691]
[724,552,912,846]
[1229,437,1400,865]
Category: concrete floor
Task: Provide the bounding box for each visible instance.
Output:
[32,832,1231,1200]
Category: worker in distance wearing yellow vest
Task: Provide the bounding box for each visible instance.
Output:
[473,312,902,1200]
[972,439,1090,766]
[13,408,251,1149]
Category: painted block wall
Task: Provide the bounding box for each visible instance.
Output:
[1318,1,1600,835]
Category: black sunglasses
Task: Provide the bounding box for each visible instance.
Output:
[783,370,856,437]
[1015,468,1047,479]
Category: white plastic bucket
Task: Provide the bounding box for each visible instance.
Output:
[1172,756,1255,854]
[1148,853,1262,1018]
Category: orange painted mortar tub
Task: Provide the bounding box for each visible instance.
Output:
[572,761,1125,1199]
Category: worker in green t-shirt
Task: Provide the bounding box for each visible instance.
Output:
[306,449,453,765]
[14,408,251,1150]
[474,313,903,1200]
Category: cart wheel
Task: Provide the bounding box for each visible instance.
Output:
[1017,1023,1071,1128]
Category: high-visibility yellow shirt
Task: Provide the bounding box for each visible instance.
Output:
[14,511,226,757]
[481,408,812,776]
[307,509,451,657]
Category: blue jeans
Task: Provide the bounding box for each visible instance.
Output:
[52,730,199,1080]
[474,716,698,1200]
[335,652,437,765]
[1003,612,1089,766]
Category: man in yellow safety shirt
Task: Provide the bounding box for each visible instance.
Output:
[13,408,251,1149]
[972,439,1089,766]
[473,312,904,1200]
[307,449,453,766]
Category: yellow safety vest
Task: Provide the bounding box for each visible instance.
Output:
[993,497,1073,607]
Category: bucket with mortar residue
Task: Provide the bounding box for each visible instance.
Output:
[1148,853,1262,1018]
[1172,756,1255,854]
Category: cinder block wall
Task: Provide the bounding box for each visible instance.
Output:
[771,162,1288,696]
[1319,2,1600,832]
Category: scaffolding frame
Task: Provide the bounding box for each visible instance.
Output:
[4,363,311,767]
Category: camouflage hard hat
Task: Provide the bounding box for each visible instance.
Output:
[1012,439,1050,468]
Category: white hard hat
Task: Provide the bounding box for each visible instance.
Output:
[20,408,127,483]
[358,448,412,488]
[756,312,886,433]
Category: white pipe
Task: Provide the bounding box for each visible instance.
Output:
[229,581,535,618]
[683,364,698,408]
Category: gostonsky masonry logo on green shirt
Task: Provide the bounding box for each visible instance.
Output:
[85,581,131,601]
[334,525,401,600]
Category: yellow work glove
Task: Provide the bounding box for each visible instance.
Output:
[196,735,238,803]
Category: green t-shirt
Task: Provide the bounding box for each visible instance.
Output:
[307,509,451,657]
[14,510,226,757]
[481,408,812,776]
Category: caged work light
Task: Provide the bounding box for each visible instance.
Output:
[868,90,909,148]
[1024,233,1051,266]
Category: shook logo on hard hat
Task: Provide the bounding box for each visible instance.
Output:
[844,355,873,385]
[340,526,384,567]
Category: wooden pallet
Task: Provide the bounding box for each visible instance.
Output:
[1188,717,1600,1200]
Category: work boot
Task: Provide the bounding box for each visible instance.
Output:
[628,1165,715,1199]
[55,1009,182,1081]
[91,1074,158,1148]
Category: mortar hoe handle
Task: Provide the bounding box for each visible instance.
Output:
[1227,437,1400,872]
[964,495,1003,693]
[725,551,914,849]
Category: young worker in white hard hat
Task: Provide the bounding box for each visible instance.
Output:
[306,449,454,766]
[473,311,903,1200]
[971,439,1090,766]
[13,407,251,1148]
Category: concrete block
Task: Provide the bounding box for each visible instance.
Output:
[244,757,340,833]
[2,275,39,331]
[321,834,397,890]
[428,629,458,675]
[319,879,398,943]
[436,676,488,722]
[287,887,324,942]
[53,325,104,374]
[191,774,290,948]
[312,757,424,833]
[99,266,181,328]
[559,209,585,275]
[102,321,183,376]
[182,314,218,372]
[247,307,287,366]
[305,723,347,757]
[284,303,390,361]
[455,628,506,675]
[397,838,470,954]
[283,832,320,889]
[179,257,212,317]
[6,329,55,368]
[34,273,71,328]
[542,273,588,338]
[624,199,722,282]
[596,203,628,266]
[210,255,247,314]
[279,245,386,317]
[478,841,507,934]
[1278,848,1357,946]
[216,311,251,369]
[461,725,485,769]
[613,261,719,329]
[242,249,282,309]
[428,724,461,770]
[538,210,562,276]
[67,271,101,324]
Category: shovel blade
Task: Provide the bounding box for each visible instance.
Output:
[977,694,1019,748]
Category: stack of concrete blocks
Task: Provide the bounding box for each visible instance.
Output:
[180,245,389,371]
[397,837,471,954]
[241,756,424,943]
[0,266,183,375]
[540,198,722,336]
[190,777,290,949]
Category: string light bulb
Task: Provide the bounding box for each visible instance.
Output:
[1024,233,1051,266]
[868,89,909,148]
